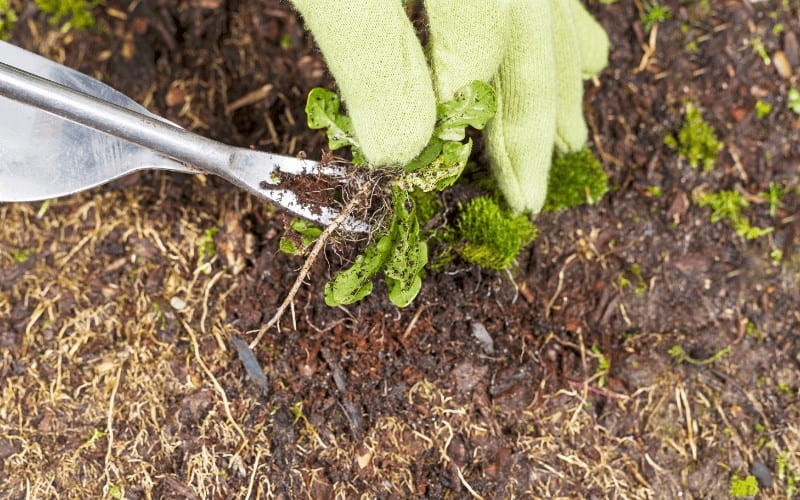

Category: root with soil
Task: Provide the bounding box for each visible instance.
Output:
[249,180,377,348]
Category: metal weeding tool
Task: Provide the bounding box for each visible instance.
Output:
[0,41,366,231]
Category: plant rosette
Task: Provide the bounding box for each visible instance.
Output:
[296,79,608,308]
[303,81,497,307]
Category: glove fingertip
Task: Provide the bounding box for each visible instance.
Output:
[565,0,610,78]
[555,118,588,154]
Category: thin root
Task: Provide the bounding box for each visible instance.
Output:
[250,181,376,348]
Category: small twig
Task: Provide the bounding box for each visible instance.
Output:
[635,23,659,73]
[566,379,629,401]
[402,304,430,340]
[545,253,577,318]
[104,364,123,488]
[182,320,247,444]
[455,465,484,500]
[245,449,261,500]
[250,182,375,349]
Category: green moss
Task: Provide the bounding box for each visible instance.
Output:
[729,474,759,498]
[697,190,773,240]
[665,103,723,171]
[456,196,537,270]
[777,451,800,496]
[10,247,32,263]
[788,88,800,115]
[762,181,786,217]
[750,35,771,65]
[685,0,711,22]
[646,185,662,197]
[0,0,17,40]
[641,0,672,31]
[35,0,100,31]
[198,227,219,259]
[755,99,773,119]
[543,149,608,212]
[409,189,443,226]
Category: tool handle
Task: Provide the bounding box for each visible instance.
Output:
[0,61,233,175]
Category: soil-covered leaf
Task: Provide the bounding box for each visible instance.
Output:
[397,140,472,192]
[383,190,428,307]
[279,219,323,255]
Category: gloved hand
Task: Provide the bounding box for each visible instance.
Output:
[291,0,609,213]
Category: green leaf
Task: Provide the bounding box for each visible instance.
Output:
[396,140,472,192]
[404,138,443,172]
[435,81,497,141]
[279,238,301,256]
[382,191,428,307]
[279,219,323,256]
[305,88,362,153]
[324,234,394,306]
[386,274,423,308]
[292,219,323,245]
[324,279,373,307]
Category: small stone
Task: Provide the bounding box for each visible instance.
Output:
[784,31,800,67]
[666,191,689,224]
[471,322,494,354]
[169,296,187,311]
[355,445,372,470]
[750,460,772,489]
[165,85,187,107]
[773,51,792,79]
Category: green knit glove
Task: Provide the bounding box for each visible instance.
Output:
[291,0,609,213]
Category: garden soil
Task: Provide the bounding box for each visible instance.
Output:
[1,0,799,497]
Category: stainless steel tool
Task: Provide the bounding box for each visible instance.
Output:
[0,41,364,230]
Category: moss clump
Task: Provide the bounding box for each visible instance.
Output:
[696,190,773,240]
[543,149,609,212]
[664,103,723,171]
[456,196,537,270]
[35,0,99,31]
[729,474,759,498]
[0,0,17,40]
[409,189,443,226]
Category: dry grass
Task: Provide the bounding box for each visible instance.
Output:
[1,176,797,500]
[0,186,254,497]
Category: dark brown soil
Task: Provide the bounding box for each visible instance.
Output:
[1,0,799,498]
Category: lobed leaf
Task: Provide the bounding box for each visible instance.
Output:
[382,191,428,307]
[305,88,362,155]
[404,138,443,173]
[396,140,472,193]
[435,81,497,141]
[324,234,394,306]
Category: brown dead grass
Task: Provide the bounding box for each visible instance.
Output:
[1,179,798,499]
